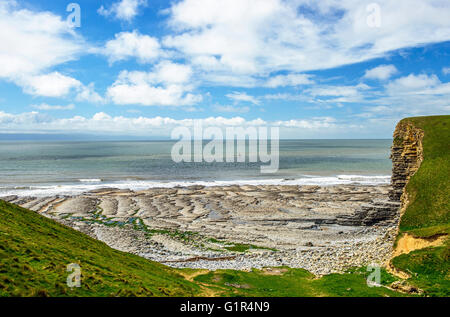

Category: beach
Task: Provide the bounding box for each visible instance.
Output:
[3,182,400,275]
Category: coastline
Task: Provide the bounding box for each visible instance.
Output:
[0,174,391,197]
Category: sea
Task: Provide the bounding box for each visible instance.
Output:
[0,139,392,197]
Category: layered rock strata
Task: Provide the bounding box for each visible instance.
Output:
[389,121,424,203]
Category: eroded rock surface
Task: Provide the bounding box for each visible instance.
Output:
[389,121,424,202]
[3,184,400,275]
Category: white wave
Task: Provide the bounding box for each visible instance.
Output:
[0,174,391,197]
[79,179,102,182]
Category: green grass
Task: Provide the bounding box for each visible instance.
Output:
[223,243,278,252]
[390,115,450,297]
[0,200,406,297]
[397,115,450,235]
[206,238,277,252]
[0,200,202,297]
[194,267,404,297]
[392,246,450,297]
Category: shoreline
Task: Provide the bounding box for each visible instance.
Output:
[0,174,391,198]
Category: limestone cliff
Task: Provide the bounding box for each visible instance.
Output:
[337,120,425,227]
[389,120,424,209]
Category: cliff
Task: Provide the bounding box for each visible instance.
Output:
[389,116,449,236]
[389,121,424,204]
[388,115,449,297]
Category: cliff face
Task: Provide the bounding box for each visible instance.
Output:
[389,120,424,208]
[337,120,425,227]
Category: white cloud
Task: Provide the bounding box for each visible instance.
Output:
[0,2,105,102]
[265,74,314,88]
[107,83,201,107]
[11,109,447,138]
[443,67,450,75]
[0,1,84,81]
[0,111,345,137]
[153,61,193,84]
[76,83,105,104]
[163,0,450,84]
[273,117,336,129]
[106,61,201,106]
[364,65,398,80]
[386,74,441,92]
[226,92,260,105]
[103,31,161,63]
[11,72,104,102]
[98,0,147,22]
[18,72,82,97]
[0,111,50,125]
[358,73,450,119]
[31,103,75,111]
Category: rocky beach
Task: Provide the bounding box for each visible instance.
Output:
[2,183,401,275]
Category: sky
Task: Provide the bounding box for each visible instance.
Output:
[0,0,449,139]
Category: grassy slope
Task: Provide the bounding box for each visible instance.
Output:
[0,200,403,297]
[391,115,450,297]
[193,267,402,297]
[0,200,202,297]
[398,115,450,236]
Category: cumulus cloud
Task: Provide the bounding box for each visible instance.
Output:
[0,1,84,81]
[98,0,147,22]
[273,117,337,129]
[10,72,104,101]
[18,72,82,97]
[106,61,202,106]
[357,73,450,119]
[364,65,398,80]
[103,31,162,63]
[0,111,50,125]
[0,111,344,137]
[0,1,106,102]
[442,67,450,75]
[385,74,442,92]
[163,0,450,83]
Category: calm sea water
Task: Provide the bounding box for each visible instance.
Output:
[0,140,392,196]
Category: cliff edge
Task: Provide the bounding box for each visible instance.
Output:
[388,115,449,296]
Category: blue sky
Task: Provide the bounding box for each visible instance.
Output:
[0,0,449,138]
